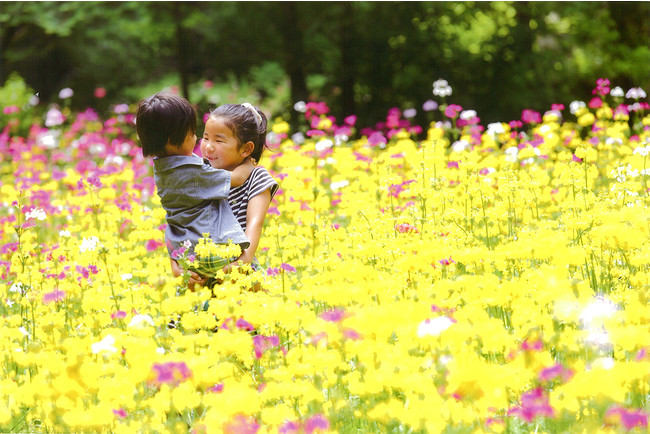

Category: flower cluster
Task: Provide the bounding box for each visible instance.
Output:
[0,79,650,433]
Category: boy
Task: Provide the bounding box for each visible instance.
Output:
[135,92,253,285]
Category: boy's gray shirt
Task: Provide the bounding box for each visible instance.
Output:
[153,154,250,257]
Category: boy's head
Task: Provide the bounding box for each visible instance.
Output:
[135,92,197,157]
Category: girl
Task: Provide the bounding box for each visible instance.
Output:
[171,103,279,290]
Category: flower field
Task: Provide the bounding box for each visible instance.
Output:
[2,79,650,433]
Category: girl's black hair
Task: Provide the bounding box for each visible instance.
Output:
[209,103,269,163]
[136,92,197,157]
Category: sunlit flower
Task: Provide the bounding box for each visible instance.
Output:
[58,88,74,99]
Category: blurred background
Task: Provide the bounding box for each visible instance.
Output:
[1,1,649,127]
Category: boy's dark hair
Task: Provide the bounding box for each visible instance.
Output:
[135,92,197,157]
[210,103,269,163]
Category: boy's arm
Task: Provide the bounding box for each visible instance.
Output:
[230,158,255,187]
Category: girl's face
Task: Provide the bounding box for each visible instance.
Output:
[201,116,248,171]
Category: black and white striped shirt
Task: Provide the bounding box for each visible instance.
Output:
[228,166,279,231]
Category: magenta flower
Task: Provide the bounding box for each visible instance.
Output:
[444,104,463,118]
[520,339,543,352]
[111,310,127,320]
[280,263,296,273]
[207,383,224,393]
[112,408,127,419]
[521,109,541,124]
[538,363,574,383]
[368,131,387,146]
[319,308,346,323]
[588,97,603,109]
[572,154,582,163]
[605,405,649,430]
[253,334,280,359]
[235,317,255,331]
[223,414,260,434]
[508,387,555,422]
[43,289,65,304]
[151,361,192,386]
[304,414,330,433]
[344,115,357,126]
[266,267,281,276]
[279,420,301,434]
[593,78,611,96]
[395,223,418,234]
[3,106,19,115]
[145,239,164,252]
[342,328,362,341]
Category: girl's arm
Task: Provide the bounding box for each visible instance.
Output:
[238,188,272,264]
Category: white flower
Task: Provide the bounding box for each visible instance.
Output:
[610,86,624,98]
[121,273,133,281]
[293,101,307,113]
[37,131,59,149]
[626,87,647,99]
[91,335,117,354]
[315,139,334,152]
[459,110,477,120]
[433,79,452,97]
[58,88,74,99]
[403,108,417,118]
[25,208,46,221]
[156,347,166,354]
[334,134,348,146]
[291,132,306,145]
[79,236,100,253]
[330,180,350,191]
[633,146,650,157]
[182,240,192,249]
[486,122,505,138]
[113,103,129,114]
[451,140,469,152]
[504,146,519,163]
[19,327,29,337]
[580,296,617,326]
[59,230,71,237]
[128,314,154,328]
[45,108,65,127]
[569,100,586,115]
[417,316,454,337]
[5,299,14,307]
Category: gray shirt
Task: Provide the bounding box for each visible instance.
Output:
[153,154,250,257]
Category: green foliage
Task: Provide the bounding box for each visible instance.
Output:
[0,72,40,135]
[1,1,649,125]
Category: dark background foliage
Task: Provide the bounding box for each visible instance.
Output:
[1,1,649,126]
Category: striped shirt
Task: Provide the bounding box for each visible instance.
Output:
[228,166,279,231]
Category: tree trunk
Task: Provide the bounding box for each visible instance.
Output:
[340,2,355,118]
[280,2,308,130]
[172,2,190,100]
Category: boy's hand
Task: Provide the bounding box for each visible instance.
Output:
[170,258,207,291]
[230,157,255,187]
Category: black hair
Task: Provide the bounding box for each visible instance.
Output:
[135,92,197,157]
[209,103,269,163]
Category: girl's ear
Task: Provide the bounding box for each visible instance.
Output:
[241,141,254,158]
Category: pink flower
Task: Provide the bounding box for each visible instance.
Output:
[94,87,107,98]
[538,363,574,383]
[236,317,255,331]
[43,289,65,304]
[280,263,296,273]
[444,104,463,118]
[3,106,19,115]
[306,129,326,137]
[145,239,164,252]
[344,115,357,126]
[112,408,127,419]
[253,334,280,359]
[521,339,543,352]
[279,420,301,433]
[319,308,346,323]
[151,361,192,386]
[342,328,362,341]
[521,109,541,124]
[203,80,214,89]
[508,387,555,422]
[588,97,603,109]
[208,383,224,393]
[395,223,418,234]
[605,405,648,430]
[368,131,387,146]
[572,154,582,162]
[223,414,260,434]
[111,310,127,320]
[304,414,330,433]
